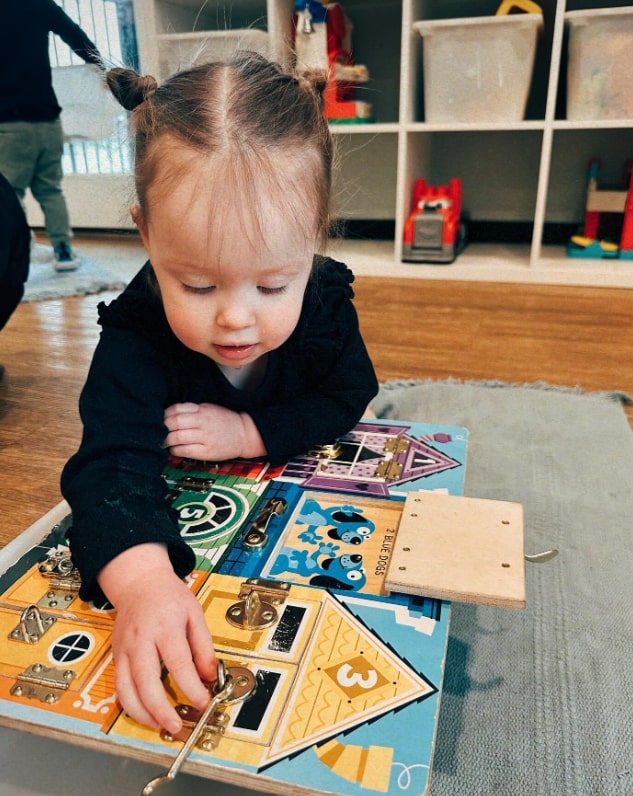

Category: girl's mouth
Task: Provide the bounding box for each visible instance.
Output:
[213,344,256,361]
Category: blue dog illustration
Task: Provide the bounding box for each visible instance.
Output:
[296,499,375,546]
[270,540,367,592]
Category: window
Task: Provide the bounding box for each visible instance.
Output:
[49,631,94,664]
[50,0,138,175]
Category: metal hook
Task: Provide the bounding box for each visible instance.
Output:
[524,549,558,564]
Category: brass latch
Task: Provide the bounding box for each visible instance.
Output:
[307,442,342,459]
[38,550,81,609]
[11,662,76,704]
[8,604,56,643]
[160,666,256,748]
[162,703,229,750]
[242,497,287,551]
[225,578,290,630]
[144,662,257,794]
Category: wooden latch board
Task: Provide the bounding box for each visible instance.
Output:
[386,491,525,609]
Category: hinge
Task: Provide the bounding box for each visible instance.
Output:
[384,436,410,454]
[172,475,217,493]
[376,459,404,480]
[11,662,76,704]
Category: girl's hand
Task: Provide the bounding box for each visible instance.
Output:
[164,402,266,460]
[98,544,217,734]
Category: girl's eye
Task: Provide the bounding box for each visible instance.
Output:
[259,285,288,295]
[183,284,215,294]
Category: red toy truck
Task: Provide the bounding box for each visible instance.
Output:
[402,178,464,263]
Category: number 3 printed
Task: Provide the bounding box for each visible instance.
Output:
[336,662,378,690]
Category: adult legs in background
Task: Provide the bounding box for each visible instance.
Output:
[30,120,73,250]
[0,119,78,271]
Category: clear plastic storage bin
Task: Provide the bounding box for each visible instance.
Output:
[158,29,269,79]
[565,7,633,120]
[413,14,542,123]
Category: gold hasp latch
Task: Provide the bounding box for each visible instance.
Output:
[160,666,257,748]
[384,436,410,454]
[8,604,56,644]
[144,662,256,794]
[38,550,81,609]
[164,703,229,750]
[11,662,76,704]
[225,578,290,631]
[242,497,287,551]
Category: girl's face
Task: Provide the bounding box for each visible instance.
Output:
[134,156,317,372]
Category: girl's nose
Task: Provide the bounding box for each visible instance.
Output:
[215,298,255,330]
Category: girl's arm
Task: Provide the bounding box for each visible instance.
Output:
[61,325,195,601]
[249,296,379,463]
[62,325,215,729]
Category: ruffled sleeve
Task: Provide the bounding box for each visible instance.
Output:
[97,262,172,340]
[298,256,357,377]
[249,256,378,461]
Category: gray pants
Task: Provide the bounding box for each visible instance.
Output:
[0,119,73,249]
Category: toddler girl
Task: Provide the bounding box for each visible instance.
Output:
[61,51,378,735]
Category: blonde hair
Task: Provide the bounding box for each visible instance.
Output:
[107,52,333,249]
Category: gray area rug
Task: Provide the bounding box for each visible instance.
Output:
[374,379,633,796]
[22,256,126,302]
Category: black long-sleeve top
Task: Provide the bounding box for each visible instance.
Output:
[0,0,103,123]
[61,258,379,601]
[0,173,30,330]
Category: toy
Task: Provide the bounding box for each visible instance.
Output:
[402,177,465,263]
[567,158,633,259]
[0,418,470,796]
[495,0,543,15]
[293,1,373,123]
[0,415,533,793]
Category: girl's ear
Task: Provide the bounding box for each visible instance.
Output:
[130,205,149,248]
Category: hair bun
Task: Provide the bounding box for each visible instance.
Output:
[296,68,329,99]
[106,67,158,111]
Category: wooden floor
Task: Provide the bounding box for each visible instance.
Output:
[1,264,632,548]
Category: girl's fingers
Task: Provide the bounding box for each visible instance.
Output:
[189,616,218,683]
[160,645,212,714]
[114,651,165,731]
[164,402,200,419]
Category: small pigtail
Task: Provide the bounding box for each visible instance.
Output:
[296,68,329,110]
[106,67,158,111]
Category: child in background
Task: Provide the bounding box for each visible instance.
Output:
[61,52,378,735]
